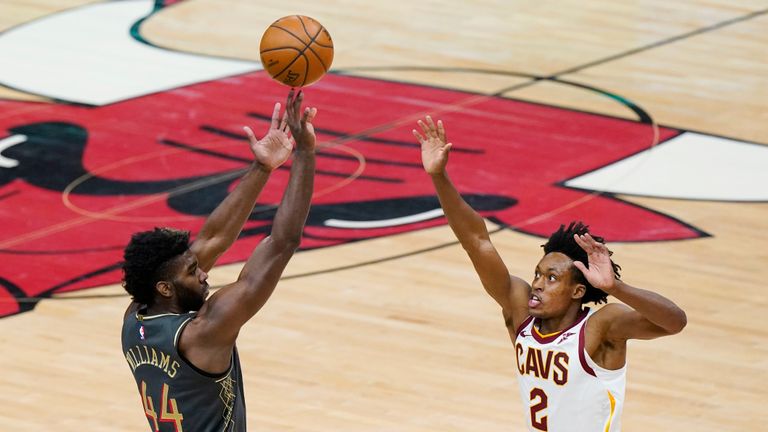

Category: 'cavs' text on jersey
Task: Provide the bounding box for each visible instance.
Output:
[515,345,568,385]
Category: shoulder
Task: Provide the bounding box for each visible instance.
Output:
[505,275,531,331]
[585,303,631,337]
[591,302,632,319]
[123,301,141,320]
[509,274,531,294]
[508,275,531,312]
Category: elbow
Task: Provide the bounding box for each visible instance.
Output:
[458,232,487,249]
[668,309,688,335]
[268,234,301,254]
[461,236,493,255]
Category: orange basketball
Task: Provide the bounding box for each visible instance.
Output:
[259,15,334,87]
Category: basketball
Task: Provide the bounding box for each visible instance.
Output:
[259,15,334,87]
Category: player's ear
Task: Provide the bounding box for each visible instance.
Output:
[572,283,586,301]
[155,280,173,298]
[570,266,586,300]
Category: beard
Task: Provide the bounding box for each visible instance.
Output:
[175,283,205,312]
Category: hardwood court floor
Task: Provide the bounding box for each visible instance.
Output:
[0,1,766,430]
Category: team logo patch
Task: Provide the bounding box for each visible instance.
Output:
[558,332,576,344]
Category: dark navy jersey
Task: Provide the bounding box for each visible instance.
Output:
[121,308,246,431]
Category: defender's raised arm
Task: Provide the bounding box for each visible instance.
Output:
[575,233,687,347]
[413,116,529,331]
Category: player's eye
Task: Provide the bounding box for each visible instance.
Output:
[548,274,556,281]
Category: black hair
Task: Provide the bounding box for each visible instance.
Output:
[122,227,190,306]
[541,221,621,304]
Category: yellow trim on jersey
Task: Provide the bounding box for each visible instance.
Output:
[533,325,562,338]
[174,317,194,347]
[604,391,616,432]
[137,312,187,320]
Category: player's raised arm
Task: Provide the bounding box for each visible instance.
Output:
[575,233,687,342]
[189,99,294,272]
[413,116,529,330]
[181,91,316,371]
[123,97,294,320]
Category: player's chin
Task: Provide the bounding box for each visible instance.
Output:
[193,296,206,311]
[527,305,547,318]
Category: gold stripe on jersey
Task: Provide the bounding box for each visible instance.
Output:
[138,312,188,320]
[604,391,616,432]
[173,317,193,347]
[533,326,563,338]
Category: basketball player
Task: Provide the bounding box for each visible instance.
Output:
[120,89,316,431]
[413,116,687,431]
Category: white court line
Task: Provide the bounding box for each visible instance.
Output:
[0,135,27,168]
[324,208,445,229]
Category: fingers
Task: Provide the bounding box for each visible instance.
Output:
[415,115,450,144]
[573,260,588,273]
[286,88,295,112]
[284,89,307,131]
[280,96,290,132]
[301,106,317,127]
[287,88,302,111]
[294,89,303,110]
[412,129,425,143]
[284,88,294,124]
[417,120,428,135]
[243,126,257,143]
[417,116,444,141]
[437,120,447,143]
[574,233,606,255]
[269,103,281,129]
[425,116,437,133]
[417,120,433,138]
[574,233,592,252]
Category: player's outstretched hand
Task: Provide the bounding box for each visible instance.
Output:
[285,89,317,152]
[573,233,618,293]
[413,115,452,176]
[244,101,293,172]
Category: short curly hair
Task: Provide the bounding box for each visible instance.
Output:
[541,221,621,304]
[122,227,190,306]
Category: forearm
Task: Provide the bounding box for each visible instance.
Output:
[232,150,314,313]
[196,163,270,251]
[270,149,315,245]
[431,171,517,312]
[610,280,687,333]
[212,152,314,331]
[431,172,490,244]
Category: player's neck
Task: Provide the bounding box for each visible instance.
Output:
[537,305,585,335]
[145,299,182,316]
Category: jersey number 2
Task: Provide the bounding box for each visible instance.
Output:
[530,388,548,431]
[141,381,185,432]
